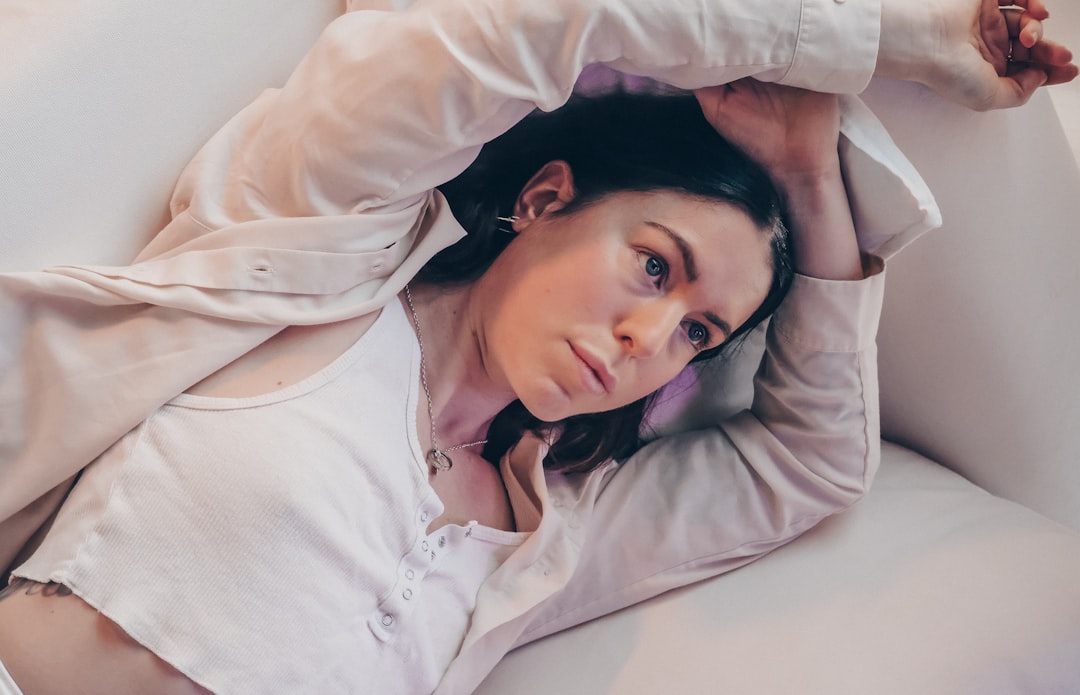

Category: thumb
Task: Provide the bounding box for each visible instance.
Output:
[973,69,1048,111]
[1007,68,1050,107]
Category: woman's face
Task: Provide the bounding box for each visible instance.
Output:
[473,168,774,423]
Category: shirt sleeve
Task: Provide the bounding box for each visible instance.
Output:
[516,257,886,645]
[167,0,880,230]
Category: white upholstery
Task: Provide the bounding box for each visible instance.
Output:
[0,0,343,271]
[479,443,1080,694]
[3,2,1078,693]
[862,80,1080,532]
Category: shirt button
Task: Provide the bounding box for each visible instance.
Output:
[381,614,394,627]
[420,511,429,523]
[405,569,415,580]
[421,540,429,552]
[438,536,447,548]
[403,588,413,600]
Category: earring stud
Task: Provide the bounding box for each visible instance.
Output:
[496,215,519,233]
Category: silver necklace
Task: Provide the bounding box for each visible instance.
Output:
[403,285,488,473]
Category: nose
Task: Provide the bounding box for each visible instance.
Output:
[616,300,682,358]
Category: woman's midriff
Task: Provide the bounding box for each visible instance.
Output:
[0,579,210,695]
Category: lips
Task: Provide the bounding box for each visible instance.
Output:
[569,343,614,396]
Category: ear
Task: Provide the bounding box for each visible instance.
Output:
[512,160,576,231]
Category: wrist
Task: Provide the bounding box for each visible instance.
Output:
[778,168,864,281]
[772,161,845,204]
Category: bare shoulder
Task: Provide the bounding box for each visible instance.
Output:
[187,311,382,399]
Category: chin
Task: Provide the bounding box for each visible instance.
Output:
[517,397,571,425]
[515,383,580,424]
[520,391,620,424]
[512,373,625,423]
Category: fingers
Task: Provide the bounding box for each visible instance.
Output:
[1042,58,1080,86]
[1029,39,1075,69]
[1009,35,1076,81]
[1003,11,1042,48]
[1000,4,1076,84]
[993,34,1076,108]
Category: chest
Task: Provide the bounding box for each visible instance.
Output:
[424,449,516,533]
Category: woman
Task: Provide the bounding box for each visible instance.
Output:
[0,0,1074,693]
[0,82,832,693]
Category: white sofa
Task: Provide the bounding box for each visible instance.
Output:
[3,1,1079,693]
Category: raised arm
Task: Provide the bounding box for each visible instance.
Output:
[167,0,881,231]
[166,0,1074,245]
[515,83,884,643]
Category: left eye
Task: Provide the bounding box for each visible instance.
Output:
[685,321,709,346]
[640,252,667,287]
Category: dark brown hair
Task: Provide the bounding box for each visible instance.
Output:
[425,91,793,473]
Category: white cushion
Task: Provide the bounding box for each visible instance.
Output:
[478,441,1080,694]
[862,80,1080,531]
[0,0,341,272]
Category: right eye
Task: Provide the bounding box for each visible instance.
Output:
[639,252,667,288]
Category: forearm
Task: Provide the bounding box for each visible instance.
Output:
[776,167,864,281]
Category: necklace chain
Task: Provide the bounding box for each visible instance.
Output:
[404,285,488,473]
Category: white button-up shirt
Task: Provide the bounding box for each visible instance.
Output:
[1,0,888,691]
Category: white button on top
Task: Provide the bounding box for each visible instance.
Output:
[405,569,415,580]
[420,511,429,523]
[381,614,394,627]
[438,536,447,548]
[421,540,429,552]
[403,588,413,600]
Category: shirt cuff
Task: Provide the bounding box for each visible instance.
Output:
[781,0,881,93]
[770,253,885,352]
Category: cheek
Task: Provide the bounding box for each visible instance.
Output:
[502,252,611,325]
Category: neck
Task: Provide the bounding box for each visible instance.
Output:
[403,283,516,449]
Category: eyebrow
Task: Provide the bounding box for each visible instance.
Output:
[645,221,699,282]
[644,220,733,341]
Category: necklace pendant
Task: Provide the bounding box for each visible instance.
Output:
[426,448,453,473]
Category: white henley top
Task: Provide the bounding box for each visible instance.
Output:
[16,300,534,693]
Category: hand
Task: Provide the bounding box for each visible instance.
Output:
[877,0,1078,111]
[695,81,864,281]
[694,80,841,187]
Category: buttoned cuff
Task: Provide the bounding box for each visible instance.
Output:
[781,0,881,93]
